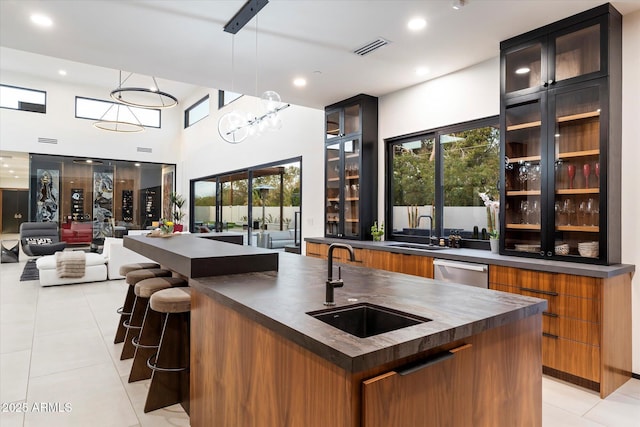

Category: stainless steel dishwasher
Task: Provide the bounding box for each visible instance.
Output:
[433,259,489,288]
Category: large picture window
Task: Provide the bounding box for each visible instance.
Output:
[387,117,499,244]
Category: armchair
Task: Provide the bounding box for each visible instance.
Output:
[20,222,67,257]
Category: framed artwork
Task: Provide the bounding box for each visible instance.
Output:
[162,170,174,220]
[36,169,59,222]
[93,172,114,238]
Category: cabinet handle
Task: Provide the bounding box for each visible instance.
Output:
[543,332,559,340]
[547,251,553,256]
[397,344,472,376]
[539,250,545,256]
[308,252,321,256]
[542,312,558,318]
[520,287,558,297]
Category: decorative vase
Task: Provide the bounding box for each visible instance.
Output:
[173,224,183,233]
[489,238,499,254]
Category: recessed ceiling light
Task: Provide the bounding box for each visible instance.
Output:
[135,163,141,167]
[3,164,8,167]
[14,176,19,179]
[515,67,531,74]
[408,17,426,31]
[58,70,67,76]
[30,14,53,27]
[293,78,307,87]
[9,170,14,173]
[86,159,93,163]
[416,67,430,76]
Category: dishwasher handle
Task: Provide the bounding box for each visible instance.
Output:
[433,259,488,273]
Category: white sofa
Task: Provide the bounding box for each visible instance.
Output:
[36,252,107,287]
[103,237,155,279]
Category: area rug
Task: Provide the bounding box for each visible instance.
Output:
[20,259,39,281]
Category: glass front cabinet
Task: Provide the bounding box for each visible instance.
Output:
[324,94,378,240]
[500,4,621,264]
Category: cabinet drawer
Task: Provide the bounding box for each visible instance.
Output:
[543,336,600,383]
[492,283,600,322]
[490,266,555,293]
[305,242,327,259]
[556,274,601,299]
[543,314,600,346]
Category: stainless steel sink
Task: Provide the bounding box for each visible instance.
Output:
[307,303,431,338]
[389,243,448,251]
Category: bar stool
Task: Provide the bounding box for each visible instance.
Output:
[144,287,191,414]
[119,268,173,360]
[114,262,160,344]
[128,276,187,382]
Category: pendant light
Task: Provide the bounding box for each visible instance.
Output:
[110,72,178,109]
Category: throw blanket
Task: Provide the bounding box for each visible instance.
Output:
[55,251,86,278]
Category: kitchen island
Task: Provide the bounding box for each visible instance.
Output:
[189,252,547,427]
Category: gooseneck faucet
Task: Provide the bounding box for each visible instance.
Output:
[417,214,433,245]
[325,243,356,306]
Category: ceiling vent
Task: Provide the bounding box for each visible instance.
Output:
[38,137,58,144]
[137,147,152,153]
[353,37,390,56]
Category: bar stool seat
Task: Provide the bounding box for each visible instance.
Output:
[114,265,169,345]
[118,262,160,276]
[119,269,173,360]
[128,277,187,382]
[144,287,191,414]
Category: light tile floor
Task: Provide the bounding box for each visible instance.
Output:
[0,238,638,427]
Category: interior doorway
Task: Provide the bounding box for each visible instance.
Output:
[1,189,29,233]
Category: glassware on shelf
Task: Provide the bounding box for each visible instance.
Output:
[531,200,540,225]
[567,164,576,189]
[562,199,575,225]
[518,163,528,190]
[595,162,600,185]
[529,164,541,190]
[555,201,562,225]
[587,197,599,226]
[583,163,591,189]
[578,201,588,225]
[520,200,529,224]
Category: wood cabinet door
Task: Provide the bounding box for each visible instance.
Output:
[362,344,472,427]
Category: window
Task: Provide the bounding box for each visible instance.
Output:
[75,96,160,128]
[0,84,46,113]
[218,90,242,109]
[184,95,209,128]
[386,117,499,243]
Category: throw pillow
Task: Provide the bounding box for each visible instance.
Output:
[25,237,53,245]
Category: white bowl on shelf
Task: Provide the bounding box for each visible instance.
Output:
[578,241,598,258]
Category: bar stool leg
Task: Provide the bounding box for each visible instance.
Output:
[128,304,163,382]
[114,285,135,344]
[144,312,190,414]
[120,295,149,360]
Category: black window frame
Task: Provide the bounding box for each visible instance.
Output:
[184,94,210,129]
[74,96,161,129]
[0,84,47,113]
[218,90,243,109]
[385,115,499,248]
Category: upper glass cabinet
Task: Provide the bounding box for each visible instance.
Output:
[502,16,606,98]
[326,104,360,139]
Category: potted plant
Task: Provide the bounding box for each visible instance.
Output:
[169,192,186,232]
[371,221,384,241]
[479,192,499,253]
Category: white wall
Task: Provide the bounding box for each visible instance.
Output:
[178,91,325,241]
[378,17,639,374]
[621,10,640,375]
[0,70,184,164]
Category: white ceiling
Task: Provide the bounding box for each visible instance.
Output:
[2,0,639,110]
[2,0,639,184]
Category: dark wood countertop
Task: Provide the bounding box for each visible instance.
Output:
[190,253,546,373]
[124,234,278,278]
[305,237,635,278]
